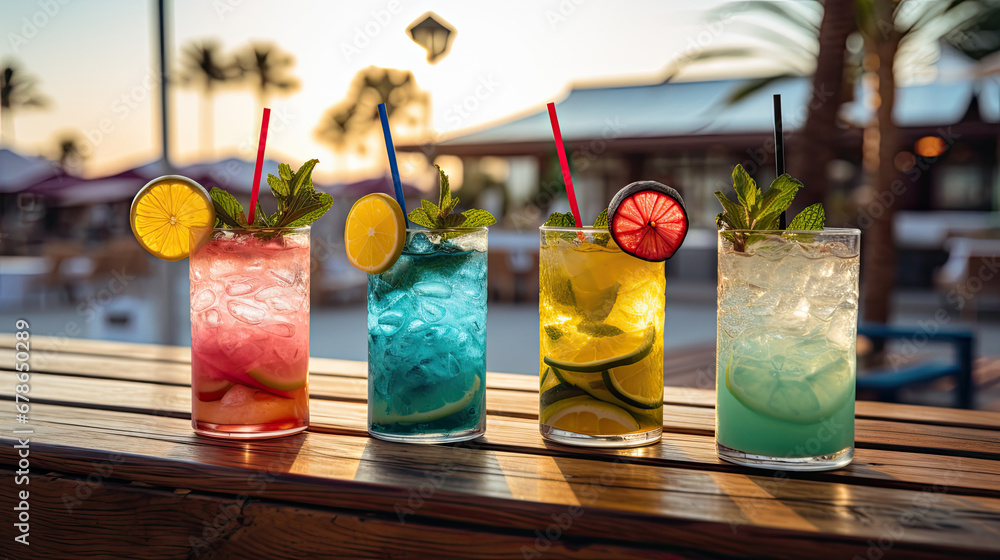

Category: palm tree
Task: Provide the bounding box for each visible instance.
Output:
[681,0,1000,324]
[53,131,86,174]
[178,40,239,156]
[315,66,429,155]
[1,59,48,145]
[237,42,299,117]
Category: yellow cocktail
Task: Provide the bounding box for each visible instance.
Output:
[538,226,664,447]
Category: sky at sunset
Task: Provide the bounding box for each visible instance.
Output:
[1,0,792,182]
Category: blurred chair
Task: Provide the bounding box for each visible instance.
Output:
[857,324,975,409]
[935,235,1000,319]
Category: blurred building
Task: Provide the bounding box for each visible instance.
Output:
[401,50,999,236]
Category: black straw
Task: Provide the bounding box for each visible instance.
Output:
[773,94,786,228]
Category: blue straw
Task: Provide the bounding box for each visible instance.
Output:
[378,103,409,227]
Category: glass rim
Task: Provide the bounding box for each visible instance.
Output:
[718,227,860,235]
[406,227,488,234]
[539,226,611,233]
[207,226,310,233]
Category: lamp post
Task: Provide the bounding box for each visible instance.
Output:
[407,12,455,64]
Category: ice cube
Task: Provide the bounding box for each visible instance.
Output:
[225,276,264,296]
[419,301,447,323]
[374,310,406,336]
[228,300,267,325]
[261,321,296,338]
[406,232,436,254]
[268,268,295,286]
[191,289,216,311]
[255,286,295,313]
[413,281,452,299]
[201,308,222,328]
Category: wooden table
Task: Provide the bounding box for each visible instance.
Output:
[2,336,1000,559]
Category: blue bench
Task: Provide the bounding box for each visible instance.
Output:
[856,324,975,409]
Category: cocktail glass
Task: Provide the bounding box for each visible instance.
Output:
[189,227,310,439]
[538,226,664,448]
[367,228,487,443]
[716,228,860,470]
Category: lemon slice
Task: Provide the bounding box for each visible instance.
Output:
[541,395,640,435]
[543,324,655,373]
[345,193,406,274]
[130,176,215,261]
[372,376,481,425]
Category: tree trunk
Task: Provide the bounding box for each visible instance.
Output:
[1,110,14,145]
[201,87,213,157]
[861,0,901,324]
[788,0,854,211]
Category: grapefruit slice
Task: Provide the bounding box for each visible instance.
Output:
[608,181,688,262]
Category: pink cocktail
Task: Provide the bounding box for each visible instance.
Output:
[189,227,310,438]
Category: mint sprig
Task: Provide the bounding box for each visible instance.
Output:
[716,164,825,251]
[407,166,497,230]
[210,159,333,231]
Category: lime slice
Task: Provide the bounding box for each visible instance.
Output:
[603,359,662,410]
[543,324,655,373]
[550,365,659,412]
[345,193,406,274]
[724,337,853,424]
[372,375,481,426]
[541,395,640,435]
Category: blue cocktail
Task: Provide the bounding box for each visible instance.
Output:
[367,228,487,443]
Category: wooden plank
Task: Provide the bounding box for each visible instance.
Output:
[2,470,693,560]
[6,376,1000,497]
[3,405,1000,558]
[11,369,999,463]
[6,343,1000,431]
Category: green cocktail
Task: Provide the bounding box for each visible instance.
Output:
[716,228,860,470]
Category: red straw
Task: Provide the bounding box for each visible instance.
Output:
[247,107,271,224]
[546,102,582,228]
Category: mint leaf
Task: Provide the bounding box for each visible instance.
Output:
[210,187,248,228]
[267,173,289,198]
[714,191,748,229]
[787,203,825,231]
[753,174,801,226]
[578,322,624,337]
[593,208,608,228]
[253,201,271,227]
[461,208,497,228]
[440,213,467,228]
[278,163,293,182]
[407,207,436,228]
[410,166,495,232]
[288,159,318,198]
[284,192,333,227]
[436,165,452,211]
[420,199,439,218]
[732,165,759,211]
[544,325,564,341]
[544,212,576,227]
